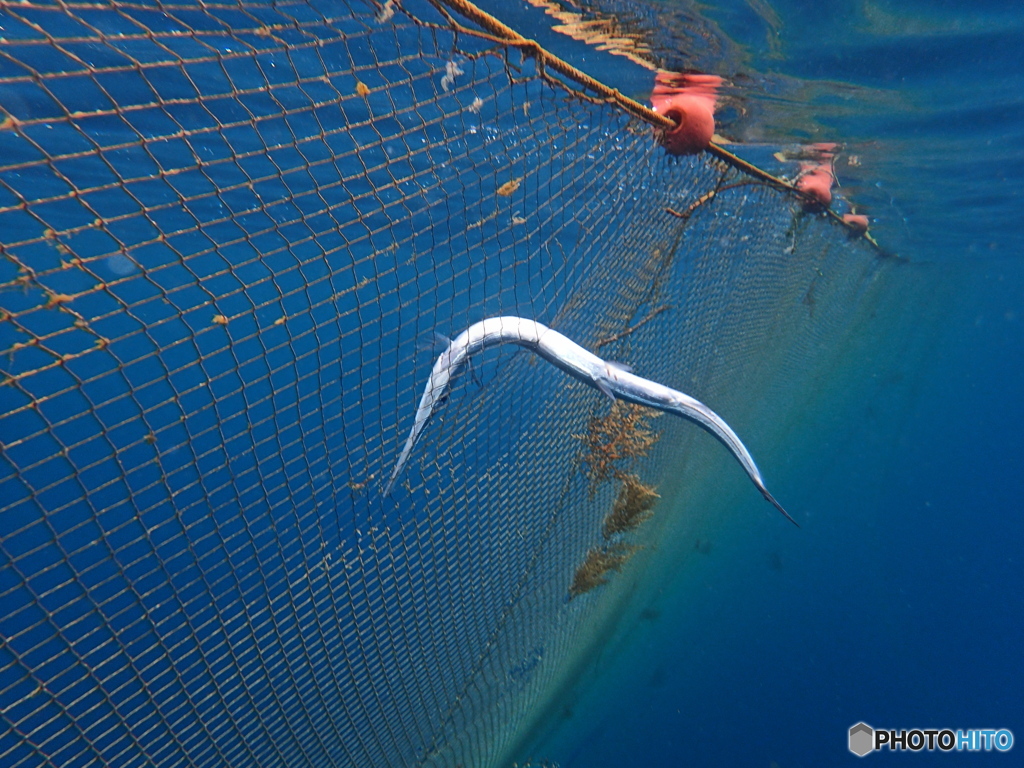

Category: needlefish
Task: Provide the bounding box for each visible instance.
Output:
[383,316,796,526]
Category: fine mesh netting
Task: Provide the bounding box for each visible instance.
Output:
[0,1,887,767]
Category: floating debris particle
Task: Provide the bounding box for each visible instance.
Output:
[602,473,659,538]
[376,0,397,23]
[576,401,660,495]
[273,316,286,326]
[496,177,522,197]
[468,96,484,113]
[355,81,370,97]
[212,314,229,325]
[440,60,463,92]
[569,542,641,598]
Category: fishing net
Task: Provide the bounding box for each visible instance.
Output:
[0,1,888,766]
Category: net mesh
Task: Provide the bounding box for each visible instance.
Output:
[0,1,883,766]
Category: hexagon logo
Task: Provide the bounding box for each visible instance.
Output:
[849,722,874,757]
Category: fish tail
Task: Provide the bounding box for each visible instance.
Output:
[760,486,799,527]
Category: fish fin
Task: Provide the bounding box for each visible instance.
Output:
[607,361,633,373]
[416,330,454,353]
[595,378,616,402]
[467,359,483,390]
[428,331,482,389]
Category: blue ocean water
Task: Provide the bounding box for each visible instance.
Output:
[517,1,1024,765]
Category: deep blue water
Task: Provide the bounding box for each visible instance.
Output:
[530,264,1024,767]
[516,1,1024,765]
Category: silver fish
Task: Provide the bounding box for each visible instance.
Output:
[383,316,795,526]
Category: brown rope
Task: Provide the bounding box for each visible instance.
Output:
[426,0,890,252]
[428,0,674,129]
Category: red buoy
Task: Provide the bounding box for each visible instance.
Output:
[842,213,869,232]
[795,143,837,209]
[797,165,834,208]
[651,72,721,156]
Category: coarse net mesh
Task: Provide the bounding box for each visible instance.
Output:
[0,1,890,767]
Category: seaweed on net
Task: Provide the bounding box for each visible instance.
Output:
[576,401,661,496]
[602,473,660,539]
[569,542,642,598]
